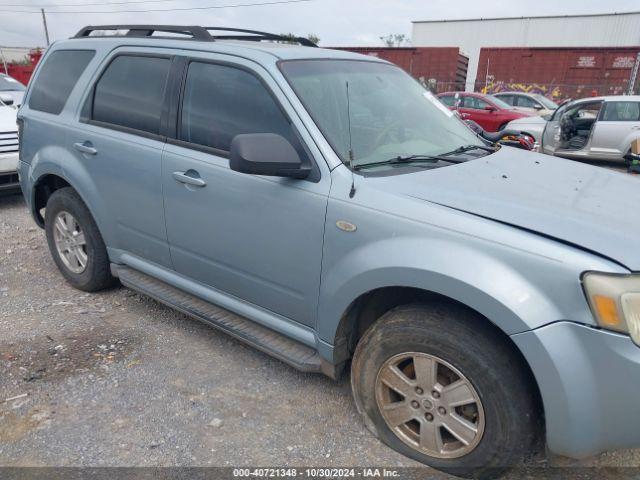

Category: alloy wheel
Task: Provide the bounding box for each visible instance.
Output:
[52,210,88,274]
[375,352,485,459]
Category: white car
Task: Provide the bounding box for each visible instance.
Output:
[493,92,558,117]
[0,102,19,194]
[508,96,640,163]
[0,73,26,107]
[504,115,548,143]
[541,95,640,162]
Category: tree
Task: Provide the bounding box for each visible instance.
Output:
[278,33,320,45]
[380,34,409,47]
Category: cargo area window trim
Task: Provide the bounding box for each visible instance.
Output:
[81,52,174,143]
[27,49,96,116]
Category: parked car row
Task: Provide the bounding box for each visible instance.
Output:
[0,76,21,194]
[437,89,640,168]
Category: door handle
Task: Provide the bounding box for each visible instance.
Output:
[73,142,97,155]
[172,171,206,188]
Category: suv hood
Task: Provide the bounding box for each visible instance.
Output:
[0,105,17,131]
[375,147,639,270]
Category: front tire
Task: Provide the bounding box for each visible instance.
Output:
[45,187,116,292]
[351,303,540,479]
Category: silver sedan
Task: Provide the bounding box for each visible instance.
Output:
[507,95,640,162]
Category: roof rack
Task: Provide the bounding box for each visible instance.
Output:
[72,25,317,47]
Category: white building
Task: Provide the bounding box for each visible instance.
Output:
[412,11,640,91]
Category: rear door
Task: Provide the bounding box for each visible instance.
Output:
[161,54,330,328]
[590,100,640,160]
[68,49,174,267]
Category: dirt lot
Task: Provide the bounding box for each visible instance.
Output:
[0,179,639,477]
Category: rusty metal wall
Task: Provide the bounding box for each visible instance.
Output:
[412,11,640,92]
[329,47,468,92]
[476,46,640,100]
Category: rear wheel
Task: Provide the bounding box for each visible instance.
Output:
[45,187,117,292]
[351,303,540,479]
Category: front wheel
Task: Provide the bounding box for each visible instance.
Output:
[351,303,541,479]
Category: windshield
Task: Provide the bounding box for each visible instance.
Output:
[279,60,484,168]
[533,94,558,110]
[0,75,25,92]
[486,95,512,109]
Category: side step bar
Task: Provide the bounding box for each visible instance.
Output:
[115,266,323,373]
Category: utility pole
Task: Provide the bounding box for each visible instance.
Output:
[628,52,640,95]
[0,48,8,75]
[41,8,50,46]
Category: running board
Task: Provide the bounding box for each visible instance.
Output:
[115,266,323,373]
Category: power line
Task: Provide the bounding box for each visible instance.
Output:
[0,0,314,13]
[0,0,179,7]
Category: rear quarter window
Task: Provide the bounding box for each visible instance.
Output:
[28,50,95,114]
[601,102,640,122]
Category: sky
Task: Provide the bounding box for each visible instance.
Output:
[0,0,639,48]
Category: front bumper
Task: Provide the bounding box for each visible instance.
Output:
[0,152,20,194]
[512,322,640,458]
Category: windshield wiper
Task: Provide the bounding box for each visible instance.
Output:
[439,144,497,156]
[353,154,464,171]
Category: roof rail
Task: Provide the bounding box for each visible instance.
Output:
[72,25,317,47]
[204,27,317,47]
[74,25,214,41]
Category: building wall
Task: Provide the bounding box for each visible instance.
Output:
[411,11,640,91]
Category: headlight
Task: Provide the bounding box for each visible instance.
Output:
[583,272,640,344]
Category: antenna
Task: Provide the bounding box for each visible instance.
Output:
[345,81,356,198]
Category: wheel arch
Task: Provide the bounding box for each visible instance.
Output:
[332,285,546,447]
[29,167,111,247]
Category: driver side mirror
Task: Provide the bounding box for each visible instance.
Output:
[534,104,544,110]
[230,133,310,180]
[484,105,496,112]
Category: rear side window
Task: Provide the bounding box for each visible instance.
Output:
[92,55,171,135]
[463,96,490,110]
[516,96,539,108]
[29,50,95,114]
[602,102,640,122]
[179,61,304,155]
[497,95,514,105]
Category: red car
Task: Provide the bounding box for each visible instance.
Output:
[437,92,534,132]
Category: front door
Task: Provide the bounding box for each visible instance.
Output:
[162,57,330,328]
[460,96,497,131]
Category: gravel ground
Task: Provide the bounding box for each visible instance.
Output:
[0,170,639,478]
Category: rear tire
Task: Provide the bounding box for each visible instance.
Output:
[45,187,117,292]
[351,303,541,479]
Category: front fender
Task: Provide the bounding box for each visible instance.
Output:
[317,189,623,352]
[318,236,558,343]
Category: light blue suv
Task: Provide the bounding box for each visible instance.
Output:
[17,25,640,478]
